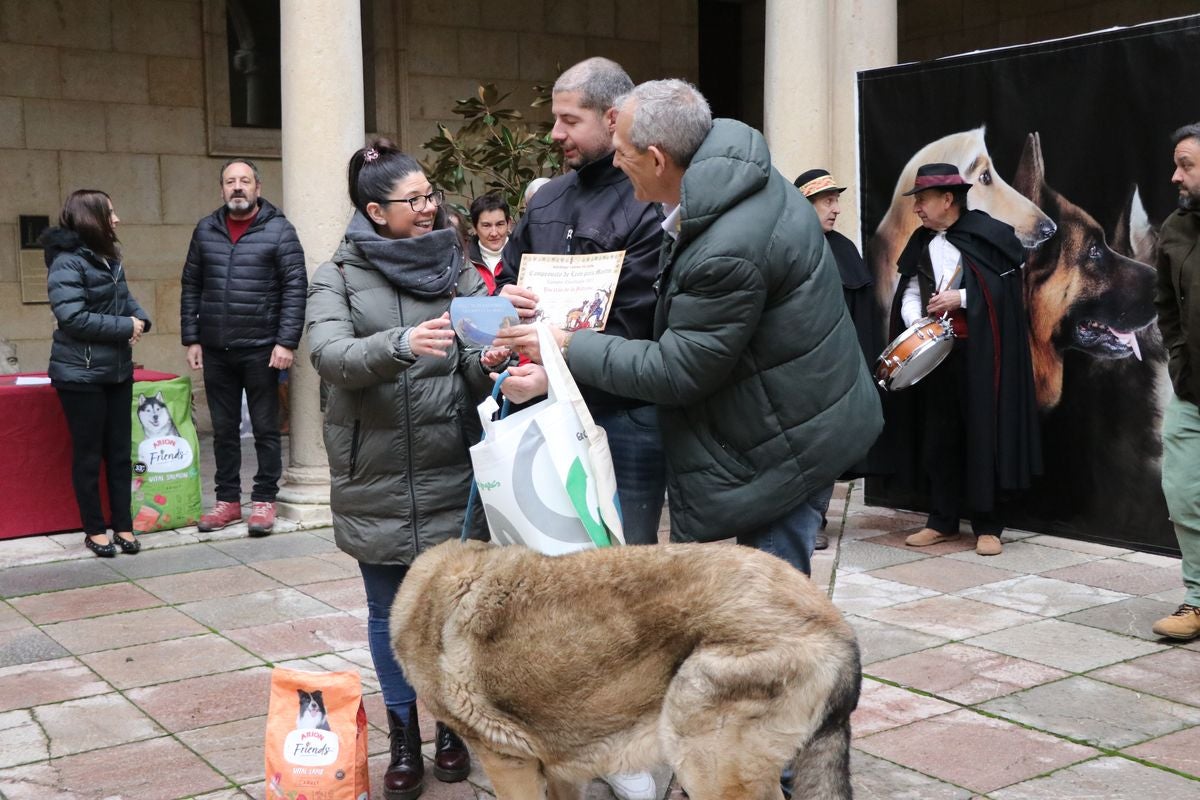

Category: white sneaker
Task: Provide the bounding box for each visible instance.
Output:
[603,771,657,800]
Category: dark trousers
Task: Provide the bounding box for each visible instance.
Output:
[202,345,281,502]
[56,381,134,535]
[920,345,1001,537]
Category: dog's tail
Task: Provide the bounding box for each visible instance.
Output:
[787,637,861,800]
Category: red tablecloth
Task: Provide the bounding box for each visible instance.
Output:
[0,369,178,539]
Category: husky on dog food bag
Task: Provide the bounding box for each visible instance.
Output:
[265,667,369,800]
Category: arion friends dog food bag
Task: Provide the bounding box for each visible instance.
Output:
[265,667,369,800]
[129,375,202,532]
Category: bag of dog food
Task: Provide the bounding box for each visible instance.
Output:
[129,375,202,532]
[265,667,370,800]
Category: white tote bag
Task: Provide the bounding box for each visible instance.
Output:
[469,324,625,554]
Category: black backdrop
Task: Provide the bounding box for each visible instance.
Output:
[859,15,1200,554]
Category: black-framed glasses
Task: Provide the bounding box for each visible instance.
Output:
[380,189,444,213]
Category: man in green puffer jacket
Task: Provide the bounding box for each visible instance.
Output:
[497,80,882,577]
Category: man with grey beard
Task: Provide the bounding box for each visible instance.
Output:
[1153,122,1200,640]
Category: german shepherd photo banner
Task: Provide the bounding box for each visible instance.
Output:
[858,15,1200,554]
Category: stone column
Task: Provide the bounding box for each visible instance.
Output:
[763,0,831,184]
[831,0,897,246]
[762,0,897,245]
[276,0,365,524]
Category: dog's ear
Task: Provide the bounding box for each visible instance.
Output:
[1112,184,1159,263]
[312,690,323,703]
[1012,132,1045,205]
[155,391,164,402]
[138,394,145,404]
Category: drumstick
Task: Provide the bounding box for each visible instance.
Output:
[936,263,962,294]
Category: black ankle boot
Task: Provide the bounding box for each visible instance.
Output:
[385,705,424,800]
[433,721,470,782]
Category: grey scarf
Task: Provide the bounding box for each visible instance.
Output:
[344,211,461,298]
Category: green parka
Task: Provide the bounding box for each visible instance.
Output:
[306,224,491,565]
[567,119,883,540]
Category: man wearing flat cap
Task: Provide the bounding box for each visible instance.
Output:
[888,162,1041,556]
[796,169,882,549]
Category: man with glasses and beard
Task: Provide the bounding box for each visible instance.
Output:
[181,158,307,536]
[1153,122,1200,640]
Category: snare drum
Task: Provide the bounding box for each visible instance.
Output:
[875,315,955,391]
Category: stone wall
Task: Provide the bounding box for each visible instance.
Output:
[0,0,698,430]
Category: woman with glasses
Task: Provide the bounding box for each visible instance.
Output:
[306,138,506,800]
[42,189,151,558]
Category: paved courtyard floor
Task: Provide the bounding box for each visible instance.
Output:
[1,440,1199,798]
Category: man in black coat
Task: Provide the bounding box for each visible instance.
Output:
[888,163,1041,556]
[180,158,307,536]
[795,168,882,550]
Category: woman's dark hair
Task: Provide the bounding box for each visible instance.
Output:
[440,205,471,254]
[468,192,512,226]
[59,189,119,259]
[347,137,424,217]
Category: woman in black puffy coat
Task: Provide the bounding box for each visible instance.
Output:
[42,189,151,558]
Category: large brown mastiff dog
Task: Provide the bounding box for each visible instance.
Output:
[390,540,861,800]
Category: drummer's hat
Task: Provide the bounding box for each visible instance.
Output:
[794,168,846,198]
[901,163,972,196]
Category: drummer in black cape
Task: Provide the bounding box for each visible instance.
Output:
[885,163,1041,556]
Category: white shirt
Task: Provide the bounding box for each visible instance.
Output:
[900,231,968,327]
[478,239,505,272]
[661,203,682,239]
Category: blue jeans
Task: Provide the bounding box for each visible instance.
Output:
[736,485,834,576]
[593,405,667,545]
[359,562,417,721]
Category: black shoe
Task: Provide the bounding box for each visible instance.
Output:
[84,534,116,558]
[113,532,141,554]
[385,705,424,800]
[433,721,470,782]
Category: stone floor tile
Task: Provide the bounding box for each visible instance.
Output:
[849,750,976,799]
[864,529,978,555]
[0,736,229,799]
[0,626,69,668]
[0,657,109,713]
[964,619,1166,672]
[837,540,931,573]
[192,790,257,800]
[851,678,959,738]
[177,587,339,630]
[222,612,368,661]
[41,605,208,654]
[0,536,72,570]
[33,692,163,757]
[1120,551,1185,569]
[138,564,284,604]
[1058,596,1180,640]
[868,643,1068,705]
[1148,586,1188,605]
[209,530,340,563]
[1125,725,1200,776]
[1021,534,1134,557]
[248,553,361,585]
[864,595,1040,640]
[176,715,268,783]
[8,582,162,625]
[944,541,1100,574]
[846,510,926,533]
[125,665,273,732]
[312,547,362,570]
[1041,558,1183,596]
[1090,648,1200,707]
[830,572,940,616]
[870,557,1020,593]
[284,649,381,694]
[957,575,1130,617]
[0,558,122,598]
[80,633,264,690]
[980,675,1200,749]
[989,755,1200,798]
[0,709,46,769]
[0,603,26,633]
[293,576,368,612]
[846,615,949,666]
[854,709,1097,794]
[104,543,240,580]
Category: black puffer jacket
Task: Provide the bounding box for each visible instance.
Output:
[180,198,307,350]
[42,228,151,385]
[498,153,663,410]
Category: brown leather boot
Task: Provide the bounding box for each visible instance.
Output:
[385,706,424,800]
[433,721,470,782]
